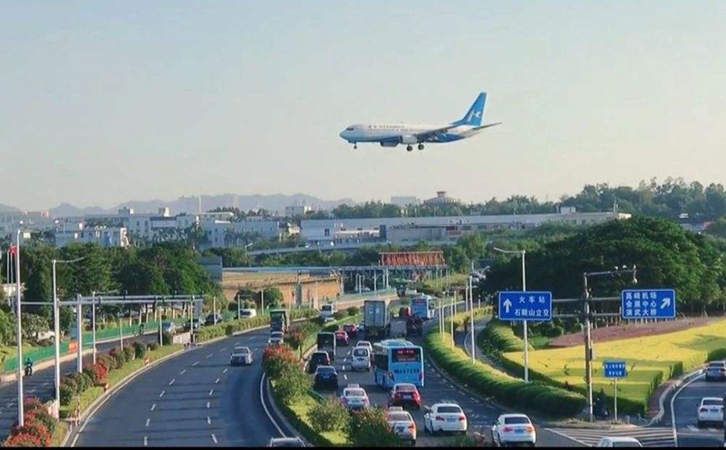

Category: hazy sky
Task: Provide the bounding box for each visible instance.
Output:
[2,0,726,210]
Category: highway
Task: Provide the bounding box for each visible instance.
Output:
[72,327,295,447]
[315,310,580,447]
[0,333,156,442]
[669,372,724,447]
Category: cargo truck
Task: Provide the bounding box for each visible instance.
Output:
[317,331,337,361]
[363,299,390,341]
[269,309,289,333]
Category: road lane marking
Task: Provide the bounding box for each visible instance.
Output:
[193,361,199,367]
[207,416,212,425]
[260,373,287,437]
[159,390,165,398]
[145,418,150,427]
[206,353,214,359]
[209,389,214,396]
[168,379,176,386]
[222,368,228,374]
[180,369,186,375]
[671,373,704,447]
[207,401,211,409]
[343,374,348,380]
[144,436,148,446]
[215,378,220,384]
[150,403,157,411]
[211,434,218,444]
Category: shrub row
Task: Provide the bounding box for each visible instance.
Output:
[3,398,59,447]
[425,329,586,418]
[479,319,531,355]
[194,309,317,343]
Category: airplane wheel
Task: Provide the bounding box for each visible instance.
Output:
[406,145,413,152]
[418,144,424,150]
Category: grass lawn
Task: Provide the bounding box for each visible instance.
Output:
[423,273,469,291]
[501,319,726,415]
[50,421,70,446]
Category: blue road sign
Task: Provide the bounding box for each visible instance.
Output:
[621,289,676,319]
[498,291,552,322]
[603,360,627,378]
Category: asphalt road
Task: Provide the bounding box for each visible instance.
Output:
[73,328,295,447]
[314,307,580,447]
[670,372,725,447]
[0,333,156,441]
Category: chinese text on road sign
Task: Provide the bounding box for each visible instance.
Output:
[498,291,553,322]
[621,289,676,319]
[603,361,627,378]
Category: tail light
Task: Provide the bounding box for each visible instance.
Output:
[435,416,445,421]
[408,424,416,431]
[526,425,535,433]
[459,416,466,421]
[502,427,513,432]
[700,408,708,413]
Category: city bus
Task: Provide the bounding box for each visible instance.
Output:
[411,295,435,320]
[373,339,425,389]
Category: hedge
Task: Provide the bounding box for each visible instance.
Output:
[195,309,317,343]
[479,319,532,354]
[425,329,586,418]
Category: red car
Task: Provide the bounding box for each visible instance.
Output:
[399,307,412,318]
[388,383,422,410]
[335,330,350,346]
[342,323,358,338]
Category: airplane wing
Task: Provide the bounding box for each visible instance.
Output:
[412,124,461,141]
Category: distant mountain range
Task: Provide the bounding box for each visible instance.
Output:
[40,194,357,217]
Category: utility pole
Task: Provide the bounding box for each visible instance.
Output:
[583,272,593,422]
[52,260,60,409]
[76,294,83,373]
[493,247,528,382]
[15,231,24,427]
[92,294,97,363]
[469,275,475,364]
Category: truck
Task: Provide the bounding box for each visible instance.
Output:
[363,299,390,341]
[320,303,337,321]
[269,309,289,333]
[317,332,337,361]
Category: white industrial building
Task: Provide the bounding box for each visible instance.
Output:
[54,223,130,248]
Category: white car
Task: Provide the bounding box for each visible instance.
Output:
[350,347,371,371]
[386,407,417,445]
[240,308,257,318]
[356,341,373,353]
[339,384,370,410]
[596,437,642,447]
[698,397,724,428]
[491,414,536,447]
[268,331,285,346]
[230,346,253,366]
[424,402,468,435]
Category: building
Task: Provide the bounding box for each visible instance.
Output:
[54,223,130,248]
[0,210,55,238]
[285,204,312,217]
[205,219,292,248]
[423,191,460,207]
[300,207,631,247]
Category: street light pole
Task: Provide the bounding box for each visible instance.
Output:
[493,247,529,382]
[469,275,475,364]
[52,260,60,409]
[15,231,24,427]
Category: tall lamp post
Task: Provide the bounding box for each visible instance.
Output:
[582,265,637,422]
[493,247,529,382]
[52,256,86,412]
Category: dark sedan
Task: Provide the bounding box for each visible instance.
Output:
[705,361,726,382]
[313,366,339,390]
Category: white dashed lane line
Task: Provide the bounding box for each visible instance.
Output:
[180,369,186,375]
[215,378,220,384]
[192,361,199,367]
[150,403,157,412]
[207,416,211,425]
[168,379,176,386]
[209,389,214,396]
[145,418,150,427]
[159,390,165,398]
[222,368,228,374]
[211,434,218,444]
[206,401,211,409]
[144,436,148,446]
[206,354,213,359]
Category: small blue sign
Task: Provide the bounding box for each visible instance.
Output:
[604,360,627,378]
[621,289,676,319]
[498,291,553,322]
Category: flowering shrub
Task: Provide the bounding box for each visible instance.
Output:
[83,362,108,385]
[3,432,43,447]
[10,422,51,447]
[262,345,298,380]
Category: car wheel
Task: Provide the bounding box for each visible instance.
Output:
[697,420,703,428]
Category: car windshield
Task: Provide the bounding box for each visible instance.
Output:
[233,347,250,354]
[395,384,416,392]
[504,417,531,425]
[703,399,723,406]
[353,349,368,357]
[388,413,411,422]
[708,362,725,368]
[317,367,335,374]
[346,389,365,397]
[612,443,641,448]
[438,406,462,413]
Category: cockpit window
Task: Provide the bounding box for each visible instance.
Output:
[346,127,354,131]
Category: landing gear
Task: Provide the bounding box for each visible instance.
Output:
[353,143,357,149]
[406,145,413,152]
[418,143,424,150]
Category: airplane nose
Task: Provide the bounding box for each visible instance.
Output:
[339,129,348,139]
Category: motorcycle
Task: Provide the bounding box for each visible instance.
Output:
[24,364,33,377]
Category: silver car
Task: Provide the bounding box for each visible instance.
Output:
[387,407,417,445]
[230,346,253,366]
[705,361,726,382]
[350,347,371,371]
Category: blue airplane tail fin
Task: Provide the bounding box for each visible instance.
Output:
[454,92,486,126]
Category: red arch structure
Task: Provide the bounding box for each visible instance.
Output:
[379,251,445,267]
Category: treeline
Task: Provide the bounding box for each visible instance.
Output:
[483,216,726,314]
[298,178,726,221]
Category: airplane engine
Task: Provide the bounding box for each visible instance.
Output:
[400,135,418,145]
[380,142,398,147]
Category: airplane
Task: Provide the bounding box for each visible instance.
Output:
[339,92,501,152]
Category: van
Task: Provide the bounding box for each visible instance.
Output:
[320,303,337,320]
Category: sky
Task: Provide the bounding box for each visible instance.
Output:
[2,0,726,211]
